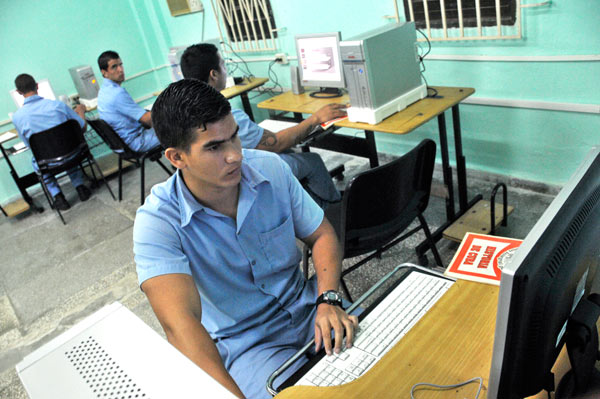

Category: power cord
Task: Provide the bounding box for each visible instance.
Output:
[410,377,484,399]
[222,41,254,79]
[416,28,437,98]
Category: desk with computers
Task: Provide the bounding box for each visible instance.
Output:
[269,147,600,398]
[259,22,600,399]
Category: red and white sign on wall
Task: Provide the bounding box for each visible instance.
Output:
[444,232,523,286]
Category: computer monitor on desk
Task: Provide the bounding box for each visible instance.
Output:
[9,78,56,108]
[489,147,600,398]
[295,32,345,98]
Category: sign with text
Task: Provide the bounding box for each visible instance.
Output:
[445,233,523,286]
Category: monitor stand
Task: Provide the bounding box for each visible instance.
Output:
[309,87,343,99]
[556,294,600,399]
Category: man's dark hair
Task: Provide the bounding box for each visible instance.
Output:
[14,74,37,94]
[98,50,120,71]
[180,43,220,82]
[151,79,231,151]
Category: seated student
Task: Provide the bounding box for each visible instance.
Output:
[180,43,344,208]
[11,73,92,210]
[97,50,160,152]
[134,79,357,399]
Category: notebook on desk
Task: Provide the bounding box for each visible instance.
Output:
[278,266,454,390]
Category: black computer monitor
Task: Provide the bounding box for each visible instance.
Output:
[295,32,345,98]
[488,147,600,398]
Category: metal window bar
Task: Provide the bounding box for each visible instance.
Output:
[399,0,537,41]
[211,0,278,53]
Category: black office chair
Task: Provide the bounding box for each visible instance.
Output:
[29,119,116,224]
[86,118,172,205]
[303,139,443,301]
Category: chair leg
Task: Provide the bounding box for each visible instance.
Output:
[86,159,99,188]
[38,175,65,225]
[156,159,173,176]
[340,278,353,303]
[118,157,123,201]
[418,213,443,267]
[140,160,145,205]
[89,156,116,201]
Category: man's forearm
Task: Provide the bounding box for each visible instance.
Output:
[308,220,343,295]
[165,316,245,398]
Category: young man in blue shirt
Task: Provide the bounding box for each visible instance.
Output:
[180,43,344,208]
[97,50,161,152]
[11,74,92,210]
[134,79,357,398]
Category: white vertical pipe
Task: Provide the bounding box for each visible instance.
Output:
[457,0,464,37]
[495,0,502,36]
[422,0,432,37]
[440,0,448,38]
[475,0,482,36]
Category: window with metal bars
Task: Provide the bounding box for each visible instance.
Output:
[403,0,517,30]
[216,0,278,43]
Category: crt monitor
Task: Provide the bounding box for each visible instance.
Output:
[488,146,600,398]
[295,32,345,98]
[10,78,56,108]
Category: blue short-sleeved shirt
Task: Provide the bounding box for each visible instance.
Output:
[133,149,324,339]
[97,79,149,147]
[12,95,85,147]
[232,109,263,149]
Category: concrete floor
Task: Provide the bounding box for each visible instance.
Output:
[0,148,557,398]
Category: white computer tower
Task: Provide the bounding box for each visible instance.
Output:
[341,22,427,125]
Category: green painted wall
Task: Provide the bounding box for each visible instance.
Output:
[147,0,599,186]
[1,0,598,205]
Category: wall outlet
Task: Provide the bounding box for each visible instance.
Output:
[275,53,288,65]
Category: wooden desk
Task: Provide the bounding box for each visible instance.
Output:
[275,280,496,398]
[258,87,480,261]
[153,77,269,122]
[273,280,578,399]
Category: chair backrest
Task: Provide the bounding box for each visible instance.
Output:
[86,118,136,158]
[339,139,437,256]
[29,119,87,167]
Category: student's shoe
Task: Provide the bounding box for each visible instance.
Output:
[53,193,71,210]
[76,185,92,201]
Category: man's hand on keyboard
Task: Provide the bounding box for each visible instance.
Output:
[314,304,358,356]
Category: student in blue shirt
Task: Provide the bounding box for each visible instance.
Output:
[11,74,92,210]
[180,43,344,209]
[133,79,357,399]
[97,51,161,152]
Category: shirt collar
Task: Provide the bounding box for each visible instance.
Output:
[102,78,120,88]
[175,155,270,228]
[23,95,43,105]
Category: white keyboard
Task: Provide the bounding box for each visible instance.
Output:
[296,271,453,387]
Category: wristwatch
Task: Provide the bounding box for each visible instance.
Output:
[316,290,343,308]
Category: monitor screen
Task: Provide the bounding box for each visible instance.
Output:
[10,78,56,108]
[295,32,345,90]
[488,147,600,398]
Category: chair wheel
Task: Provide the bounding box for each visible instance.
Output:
[334,173,344,181]
[418,255,429,266]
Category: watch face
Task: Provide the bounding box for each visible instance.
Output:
[325,291,340,301]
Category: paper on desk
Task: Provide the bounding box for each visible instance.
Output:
[444,232,523,286]
[258,119,298,133]
[320,115,348,130]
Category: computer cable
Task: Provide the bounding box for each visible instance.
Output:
[415,28,436,98]
[410,376,483,399]
[222,41,255,79]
